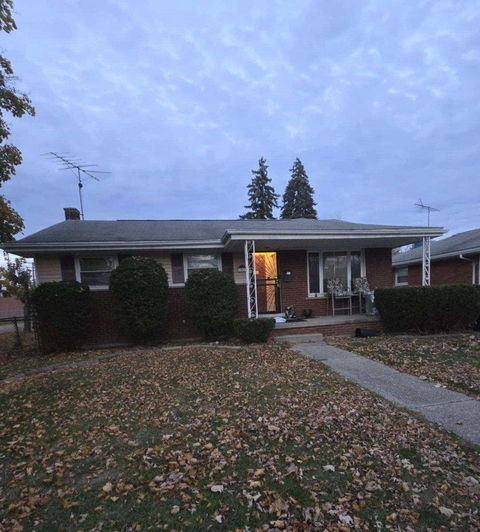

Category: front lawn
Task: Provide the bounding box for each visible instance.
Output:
[1,344,479,530]
[329,333,480,399]
[0,332,145,381]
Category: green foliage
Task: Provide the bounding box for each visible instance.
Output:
[281,158,317,219]
[0,0,35,242]
[234,318,275,343]
[185,269,238,339]
[240,157,279,220]
[375,285,480,333]
[31,281,91,353]
[109,257,169,342]
[0,257,33,302]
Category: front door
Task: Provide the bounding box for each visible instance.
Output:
[255,252,280,314]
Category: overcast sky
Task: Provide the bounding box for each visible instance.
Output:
[3,0,480,239]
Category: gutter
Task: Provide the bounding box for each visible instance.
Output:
[223,227,444,245]
[1,239,224,256]
[459,254,476,284]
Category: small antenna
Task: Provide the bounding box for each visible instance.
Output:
[415,198,440,227]
[44,152,110,220]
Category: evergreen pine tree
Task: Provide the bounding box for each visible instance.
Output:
[280,158,317,219]
[240,157,279,219]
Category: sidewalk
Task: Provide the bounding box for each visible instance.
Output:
[282,334,480,446]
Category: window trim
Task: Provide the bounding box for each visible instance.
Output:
[307,250,365,297]
[74,255,118,290]
[395,266,409,286]
[183,253,222,281]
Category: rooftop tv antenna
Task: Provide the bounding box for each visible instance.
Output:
[44,152,110,220]
[415,198,439,227]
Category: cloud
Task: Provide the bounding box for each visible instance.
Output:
[3,0,480,237]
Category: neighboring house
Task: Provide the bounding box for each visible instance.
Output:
[393,229,480,287]
[2,207,443,340]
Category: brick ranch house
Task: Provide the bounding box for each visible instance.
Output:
[3,208,443,341]
[393,228,480,287]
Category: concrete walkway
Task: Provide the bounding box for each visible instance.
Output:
[281,334,480,446]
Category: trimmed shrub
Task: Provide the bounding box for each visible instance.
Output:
[234,317,275,343]
[31,281,91,353]
[375,285,480,333]
[109,257,169,342]
[185,269,238,339]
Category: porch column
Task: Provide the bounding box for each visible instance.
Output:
[422,236,431,286]
[244,240,258,318]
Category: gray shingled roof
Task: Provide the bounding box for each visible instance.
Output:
[13,218,436,244]
[393,228,480,265]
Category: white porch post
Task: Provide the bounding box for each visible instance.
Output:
[244,240,258,318]
[422,236,431,286]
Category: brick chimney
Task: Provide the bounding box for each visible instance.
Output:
[64,207,81,220]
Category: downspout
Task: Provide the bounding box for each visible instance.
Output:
[459,254,475,284]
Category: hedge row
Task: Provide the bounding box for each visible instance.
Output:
[31,263,278,352]
[375,285,480,333]
[31,281,91,353]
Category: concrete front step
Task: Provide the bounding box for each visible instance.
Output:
[274,333,324,344]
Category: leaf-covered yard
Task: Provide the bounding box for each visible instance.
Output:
[328,333,480,399]
[1,344,479,530]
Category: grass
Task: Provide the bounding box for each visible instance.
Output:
[328,333,480,399]
[0,343,479,530]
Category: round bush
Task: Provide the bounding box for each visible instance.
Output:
[109,257,169,342]
[31,281,91,353]
[234,317,275,343]
[185,269,238,339]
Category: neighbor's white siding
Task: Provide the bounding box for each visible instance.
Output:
[150,253,174,285]
[35,256,62,284]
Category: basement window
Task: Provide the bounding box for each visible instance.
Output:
[77,257,117,288]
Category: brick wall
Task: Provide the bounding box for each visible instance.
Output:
[85,285,248,345]
[273,319,383,337]
[277,250,328,317]
[365,248,394,289]
[406,257,475,286]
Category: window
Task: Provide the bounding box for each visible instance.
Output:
[307,251,364,296]
[308,253,320,293]
[185,254,220,278]
[78,257,117,288]
[395,267,409,286]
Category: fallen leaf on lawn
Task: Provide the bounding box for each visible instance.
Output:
[102,482,113,494]
[439,506,454,518]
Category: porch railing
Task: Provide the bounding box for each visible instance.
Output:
[244,240,258,318]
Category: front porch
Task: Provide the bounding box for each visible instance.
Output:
[270,313,382,337]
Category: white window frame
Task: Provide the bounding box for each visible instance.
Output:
[307,250,365,297]
[75,256,118,290]
[183,253,222,281]
[395,266,409,286]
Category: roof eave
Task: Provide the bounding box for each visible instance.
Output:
[2,239,223,256]
[393,246,480,267]
[224,227,444,243]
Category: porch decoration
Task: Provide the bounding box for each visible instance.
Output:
[353,277,371,314]
[326,278,352,316]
